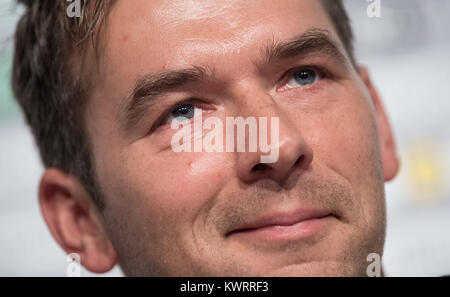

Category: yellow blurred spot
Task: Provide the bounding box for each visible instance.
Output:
[407,142,444,203]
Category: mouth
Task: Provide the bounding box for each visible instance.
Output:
[226,209,337,243]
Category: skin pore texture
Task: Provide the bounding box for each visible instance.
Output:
[39,0,399,276]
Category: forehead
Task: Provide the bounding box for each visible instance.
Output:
[99,0,334,77]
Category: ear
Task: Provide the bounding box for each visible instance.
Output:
[39,169,117,273]
[359,66,399,182]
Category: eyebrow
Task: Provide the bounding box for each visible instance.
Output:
[119,28,348,132]
[118,66,211,131]
[261,28,347,66]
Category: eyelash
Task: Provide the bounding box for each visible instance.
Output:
[151,99,209,132]
[154,65,330,130]
[278,65,330,91]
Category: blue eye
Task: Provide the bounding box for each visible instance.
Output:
[285,68,320,89]
[166,103,202,124]
[172,104,195,119]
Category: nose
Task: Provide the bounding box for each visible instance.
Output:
[235,97,313,185]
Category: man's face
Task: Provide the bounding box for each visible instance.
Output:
[84,0,393,276]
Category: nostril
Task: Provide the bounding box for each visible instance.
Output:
[295,155,304,166]
[252,163,268,172]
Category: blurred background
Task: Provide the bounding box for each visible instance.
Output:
[0,0,449,276]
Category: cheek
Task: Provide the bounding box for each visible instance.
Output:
[110,146,232,227]
[302,91,387,257]
[303,89,385,229]
[320,115,379,181]
[306,89,383,188]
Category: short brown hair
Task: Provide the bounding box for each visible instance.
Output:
[12,0,113,209]
[11,0,354,210]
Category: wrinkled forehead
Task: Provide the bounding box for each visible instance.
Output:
[97,0,337,77]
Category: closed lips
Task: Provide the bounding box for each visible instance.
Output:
[226,209,334,235]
